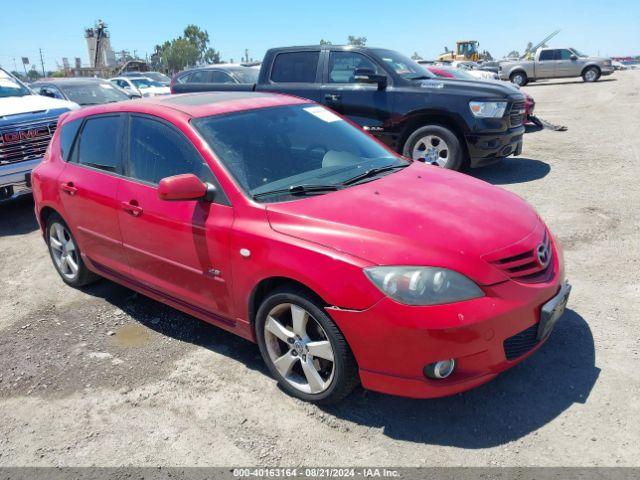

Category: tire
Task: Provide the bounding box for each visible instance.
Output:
[510,71,528,86]
[582,66,600,82]
[255,287,359,404]
[46,212,99,287]
[402,124,465,171]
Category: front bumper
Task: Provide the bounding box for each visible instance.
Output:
[465,125,525,168]
[327,276,568,399]
[600,66,615,76]
[0,158,40,202]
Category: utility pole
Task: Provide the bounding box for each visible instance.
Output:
[244,49,249,63]
[39,48,45,76]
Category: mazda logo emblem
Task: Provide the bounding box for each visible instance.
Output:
[536,243,551,268]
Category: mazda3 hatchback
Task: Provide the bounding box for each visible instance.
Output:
[32,92,570,404]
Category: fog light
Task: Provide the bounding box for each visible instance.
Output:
[424,359,456,379]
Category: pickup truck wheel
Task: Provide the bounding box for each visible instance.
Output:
[403,125,464,171]
[256,287,359,404]
[510,71,528,86]
[46,213,99,287]
[582,66,600,82]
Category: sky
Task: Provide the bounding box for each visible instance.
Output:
[1,0,639,72]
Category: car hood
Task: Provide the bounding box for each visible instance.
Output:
[266,163,541,285]
[0,94,78,117]
[411,77,519,99]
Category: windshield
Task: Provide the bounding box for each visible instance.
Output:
[570,48,588,58]
[131,78,164,88]
[0,70,32,98]
[60,82,129,105]
[144,72,171,83]
[229,67,259,83]
[192,104,405,201]
[371,49,433,80]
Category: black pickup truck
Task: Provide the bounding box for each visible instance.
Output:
[172,46,526,170]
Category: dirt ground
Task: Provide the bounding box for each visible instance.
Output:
[1,72,639,467]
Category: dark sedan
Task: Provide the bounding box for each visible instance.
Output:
[31,78,136,106]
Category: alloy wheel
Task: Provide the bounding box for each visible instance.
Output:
[49,222,79,281]
[585,69,598,82]
[263,303,335,394]
[412,134,450,167]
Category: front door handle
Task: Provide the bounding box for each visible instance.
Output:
[121,200,143,217]
[324,93,341,102]
[61,182,78,196]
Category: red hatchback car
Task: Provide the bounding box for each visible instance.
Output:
[32,92,570,404]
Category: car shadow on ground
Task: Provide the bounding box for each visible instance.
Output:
[0,196,39,237]
[322,309,599,448]
[471,157,551,185]
[525,78,617,87]
[83,276,597,448]
[81,280,270,375]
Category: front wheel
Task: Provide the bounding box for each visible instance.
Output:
[255,288,359,404]
[402,125,464,171]
[582,66,600,82]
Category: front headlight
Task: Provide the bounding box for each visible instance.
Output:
[364,266,484,306]
[469,101,507,118]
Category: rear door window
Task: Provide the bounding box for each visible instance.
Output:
[271,51,320,83]
[539,50,556,61]
[76,115,123,173]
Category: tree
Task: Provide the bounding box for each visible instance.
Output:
[320,39,332,45]
[26,68,40,81]
[411,52,423,61]
[163,38,199,72]
[507,50,520,59]
[183,24,221,65]
[347,36,367,46]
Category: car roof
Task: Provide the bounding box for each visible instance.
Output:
[63,91,309,122]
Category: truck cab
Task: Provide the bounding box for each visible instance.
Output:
[0,68,78,202]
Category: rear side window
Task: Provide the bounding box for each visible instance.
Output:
[127,116,214,184]
[271,51,319,83]
[59,118,82,162]
[76,115,123,173]
[539,50,556,61]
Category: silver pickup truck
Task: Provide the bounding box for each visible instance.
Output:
[499,47,614,86]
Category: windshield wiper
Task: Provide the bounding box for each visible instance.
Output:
[253,184,341,200]
[408,75,432,81]
[341,164,409,186]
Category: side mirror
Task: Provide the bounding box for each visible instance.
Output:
[353,68,388,90]
[570,54,578,61]
[158,174,213,201]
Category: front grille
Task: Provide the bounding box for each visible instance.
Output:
[0,118,57,165]
[504,324,539,360]
[491,230,553,283]
[509,100,526,127]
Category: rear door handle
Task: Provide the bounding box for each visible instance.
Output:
[121,200,143,217]
[61,182,77,196]
[324,94,341,102]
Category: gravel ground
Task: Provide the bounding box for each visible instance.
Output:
[0,72,639,467]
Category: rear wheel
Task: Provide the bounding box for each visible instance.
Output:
[255,287,359,404]
[582,66,600,82]
[46,213,99,287]
[510,71,528,86]
[402,125,464,171]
